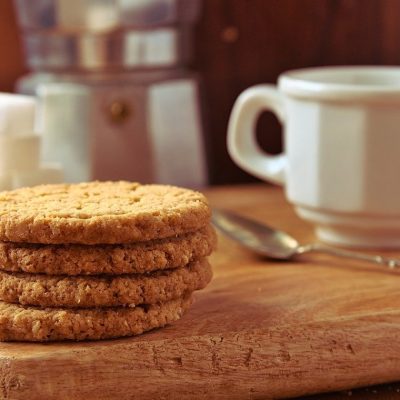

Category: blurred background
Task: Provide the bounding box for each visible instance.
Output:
[1,0,400,187]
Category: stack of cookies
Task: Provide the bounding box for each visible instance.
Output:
[0,181,216,342]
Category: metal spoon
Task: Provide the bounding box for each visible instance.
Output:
[212,209,400,269]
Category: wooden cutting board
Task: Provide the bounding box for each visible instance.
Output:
[2,184,400,400]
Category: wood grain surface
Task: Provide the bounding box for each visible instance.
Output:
[2,184,400,399]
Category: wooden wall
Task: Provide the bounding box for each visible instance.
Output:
[0,0,26,91]
[2,0,400,184]
[194,0,400,184]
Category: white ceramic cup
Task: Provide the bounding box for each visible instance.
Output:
[228,66,400,248]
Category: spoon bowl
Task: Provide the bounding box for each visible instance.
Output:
[212,209,299,259]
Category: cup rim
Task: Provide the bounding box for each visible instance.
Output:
[278,66,400,102]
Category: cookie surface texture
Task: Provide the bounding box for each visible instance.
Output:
[0,295,192,342]
[0,181,210,244]
[0,259,212,308]
[0,226,216,275]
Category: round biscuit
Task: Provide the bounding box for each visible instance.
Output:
[0,226,216,275]
[0,295,192,342]
[0,181,210,244]
[0,259,212,308]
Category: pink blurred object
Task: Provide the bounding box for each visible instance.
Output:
[14,0,207,187]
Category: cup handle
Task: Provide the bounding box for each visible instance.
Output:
[227,84,286,185]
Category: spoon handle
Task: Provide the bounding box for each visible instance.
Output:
[297,243,400,269]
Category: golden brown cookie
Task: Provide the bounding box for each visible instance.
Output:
[0,259,212,308]
[0,181,210,244]
[0,226,216,275]
[0,295,192,342]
